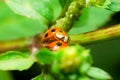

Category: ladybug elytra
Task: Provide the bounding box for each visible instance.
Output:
[41,28,69,51]
[41,28,69,43]
[44,41,68,51]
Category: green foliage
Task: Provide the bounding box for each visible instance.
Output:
[59,0,73,8]
[34,45,92,80]
[79,61,91,74]
[108,0,120,11]
[36,49,56,65]
[0,1,47,41]
[78,76,90,80]
[0,71,13,80]
[68,6,113,34]
[0,0,120,79]
[5,0,62,24]
[87,0,111,8]
[34,45,111,80]
[87,67,112,79]
[0,51,35,71]
[55,45,91,72]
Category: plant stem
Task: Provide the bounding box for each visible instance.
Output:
[51,1,84,31]
[0,39,31,52]
[0,25,120,52]
[70,24,120,45]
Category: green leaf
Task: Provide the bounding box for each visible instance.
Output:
[48,0,62,21]
[87,67,112,80]
[5,0,62,23]
[32,74,54,80]
[68,7,113,34]
[108,0,120,12]
[36,49,55,65]
[0,1,47,41]
[59,0,68,8]
[0,71,13,80]
[88,0,111,8]
[79,61,91,74]
[59,0,73,9]
[0,51,35,71]
[51,62,60,74]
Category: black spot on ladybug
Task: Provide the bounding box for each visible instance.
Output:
[59,30,63,32]
[56,42,62,46]
[45,33,48,37]
[61,36,65,39]
[51,29,55,32]
[46,46,50,48]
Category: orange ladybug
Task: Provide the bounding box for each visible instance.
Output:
[41,28,69,43]
[44,41,68,51]
[41,27,69,51]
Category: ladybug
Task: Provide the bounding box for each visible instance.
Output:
[41,27,69,51]
[41,28,69,43]
[44,41,68,51]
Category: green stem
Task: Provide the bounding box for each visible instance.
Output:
[70,24,120,45]
[0,25,120,52]
[0,39,31,52]
[52,1,84,31]
[51,0,109,31]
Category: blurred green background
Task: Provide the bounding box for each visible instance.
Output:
[0,0,120,80]
[87,38,120,80]
[87,12,120,80]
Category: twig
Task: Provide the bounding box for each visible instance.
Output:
[70,24,120,45]
[0,39,31,52]
[51,1,84,31]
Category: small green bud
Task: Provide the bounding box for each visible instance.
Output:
[56,45,91,72]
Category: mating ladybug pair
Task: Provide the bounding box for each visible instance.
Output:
[41,28,69,51]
